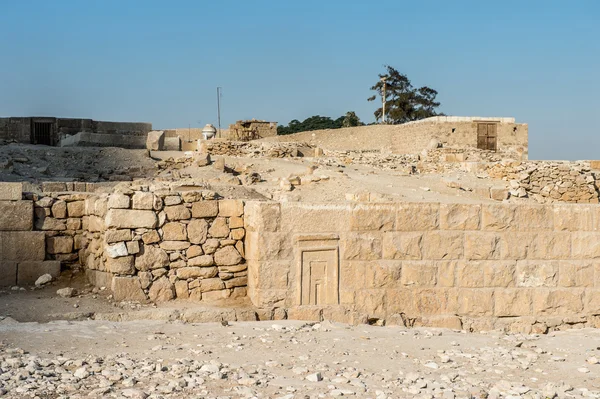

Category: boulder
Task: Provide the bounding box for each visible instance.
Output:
[146,130,165,151]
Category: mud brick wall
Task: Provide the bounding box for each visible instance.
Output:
[81,191,247,303]
[245,201,600,333]
[0,183,60,286]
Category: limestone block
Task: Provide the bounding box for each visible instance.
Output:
[85,215,105,232]
[455,262,484,288]
[0,201,33,231]
[571,232,600,259]
[164,195,182,206]
[287,306,323,322]
[464,232,500,260]
[17,261,61,285]
[554,205,596,231]
[208,217,230,238]
[51,200,67,219]
[364,260,402,289]
[67,201,84,218]
[202,289,231,301]
[164,205,191,221]
[230,228,245,240]
[218,264,247,273]
[187,245,203,258]
[516,260,558,287]
[229,216,244,229]
[494,289,532,316]
[514,205,553,231]
[142,230,160,244]
[176,266,218,279]
[188,254,214,267]
[481,204,517,231]
[105,242,128,258]
[244,202,280,232]
[132,192,155,210]
[350,203,396,231]
[532,288,584,315]
[159,241,190,251]
[418,315,463,330]
[105,255,135,275]
[396,202,439,231]
[134,245,169,271]
[244,231,292,261]
[0,262,17,286]
[218,199,244,217]
[42,182,66,192]
[146,130,165,151]
[35,215,66,231]
[400,261,437,286]
[105,229,132,244]
[341,233,382,261]
[187,219,209,244]
[224,276,248,289]
[202,238,220,255]
[585,289,600,314]
[111,276,147,302]
[439,203,480,230]
[46,236,74,254]
[148,276,175,302]
[107,193,130,209]
[200,277,225,292]
[500,232,535,260]
[436,260,459,287]
[126,241,140,255]
[482,261,516,287]
[558,261,594,287]
[106,209,157,229]
[0,182,22,200]
[0,231,45,261]
[279,203,351,233]
[191,201,219,218]
[66,218,81,230]
[382,232,422,260]
[86,270,112,289]
[214,246,242,266]
[174,280,189,299]
[421,231,463,260]
[457,289,495,316]
[162,222,187,241]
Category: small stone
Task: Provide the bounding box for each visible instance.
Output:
[56,287,76,298]
[306,372,322,382]
[35,274,53,287]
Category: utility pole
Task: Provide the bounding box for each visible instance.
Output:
[216,87,222,138]
[380,77,387,124]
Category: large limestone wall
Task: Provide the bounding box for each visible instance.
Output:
[245,201,600,332]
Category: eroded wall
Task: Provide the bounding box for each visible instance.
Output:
[245,201,600,332]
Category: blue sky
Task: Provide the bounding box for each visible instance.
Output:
[0,1,598,160]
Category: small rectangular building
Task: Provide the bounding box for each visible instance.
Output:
[228,119,277,141]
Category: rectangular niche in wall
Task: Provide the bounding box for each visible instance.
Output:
[296,234,339,306]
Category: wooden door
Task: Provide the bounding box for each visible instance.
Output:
[477,123,497,151]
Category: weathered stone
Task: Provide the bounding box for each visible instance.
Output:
[105,242,128,258]
[162,222,187,241]
[67,201,85,218]
[191,201,219,218]
[46,236,74,254]
[66,218,81,230]
[350,203,396,231]
[188,255,214,267]
[208,217,230,238]
[139,271,152,289]
[224,276,248,288]
[440,203,481,230]
[202,238,220,254]
[0,262,17,286]
[464,232,500,260]
[558,261,594,287]
[0,182,22,200]
[187,245,203,258]
[218,199,244,217]
[126,240,140,255]
[174,280,189,299]
[111,276,146,302]
[17,261,61,285]
[214,246,242,266]
[176,266,218,279]
[164,195,182,206]
[146,130,165,151]
[141,230,160,244]
[202,289,231,301]
[200,278,224,292]
[458,288,495,316]
[132,192,155,210]
[481,204,517,231]
[164,205,191,221]
[159,241,190,251]
[494,289,532,316]
[106,209,157,229]
[382,232,422,260]
[230,228,245,240]
[400,261,437,286]
[229,216,244,229]
[0,201,33,231]
[396,202,439,231]
[187,219,209,244]
[422,231,463,260]
[532,288,584,315]
[134,245,169,271]
[107,193,130,209]
[0,231,45,261]
[51,200,67,219]
[516,260,558,287]
[105,256,135,275]
[341,233,382,260]
[148,276,175,302]
[35,215,66,231]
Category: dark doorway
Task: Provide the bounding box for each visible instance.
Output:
[31,121,54,145]
[477,122,497,151]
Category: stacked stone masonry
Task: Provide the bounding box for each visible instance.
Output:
[245,201,600,333]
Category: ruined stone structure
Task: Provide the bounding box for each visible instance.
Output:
[390,116,528,157]
[0,117,152,148]
[228,120,277,141]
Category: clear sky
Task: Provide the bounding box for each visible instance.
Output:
[0,1,598,160]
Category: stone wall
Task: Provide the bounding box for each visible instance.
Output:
[245,201,600,332]
[201,139,312,158]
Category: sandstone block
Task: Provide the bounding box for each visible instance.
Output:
[516,260,558,287]
[341,233,382,260]
[436,260,458,287]
[401,261,437,286]
[0,201,33,231]
[85,215,105,232]
[66,218,81,230]
[132,192,155,210]
[229,216,244,229]
[489,186,509,201]
[142,230,160,244]
[494,289,532,316]
[218,199,244,217]
[208,217,230,238]
[51,200,67,219]
[111,276,146,302]
[164,205,191,221]
[364,260,402,288]
[17,261,61,285]
[214,246,242,266]
[413,288,451,316]
[162,222,187,241]
[382,232,422,260]
[422,231,463,260]
[35,215,66,231]
[481,204,516,231]
[191,201,219,218]
[200,277,225,292]
[571,232,600,259]
[126,241,140,255]
[202,238,220,255]
[532,288,584,315]
[0,231,45,261]
[395,202,439,231]
[46,236,74,254]
[187,245,203,258]
[230,228,245,240]
[458,289,494,316]
[439,203,480,230]
[350,203,396,231]
[558,261,594,287]
[483,261,516,287]
[202,289,231,301]
[219,264,247,273]
[174,280,189,299]
[159,241,190,251]
[244,202,280,232]
[279,203,351,233]
[225,276,247,289]
[148,276,174,302]
[500,232,535,260]
[107,193,130,209]
[106,209,157,229]
[188,254,214,267]
[464,232,500,260]
[187,219,209,244]
[105,255,135,275]
[456,262,484,287]
[134,245,169,271]
[554,204,595,231]
[67,201,85,218]
[176,266,218,279]
[0,183,22,200]
[0,262,17,286]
